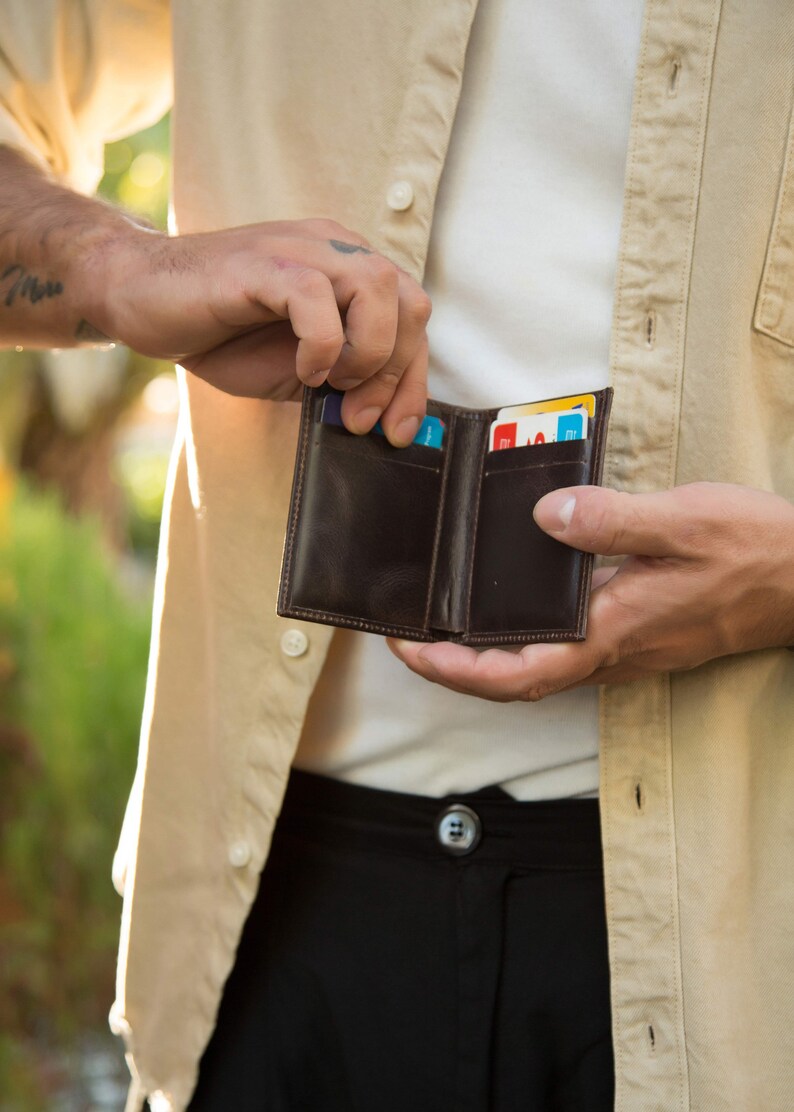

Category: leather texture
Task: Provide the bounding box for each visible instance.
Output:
[278,386,613,645]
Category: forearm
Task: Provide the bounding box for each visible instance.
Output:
[0,146,151,348]
[0,148,432,436]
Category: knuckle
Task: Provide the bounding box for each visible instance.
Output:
[393,379,428,410]
[675,521,710,555]
[341,341,391,372]
[366,344,397,369]
[373,365,403,390]
[520,682,553,703]
[300,217,346,238]
[475,654,506,684]
[594,641,626,671]
[674,485,726,553]
[407,289,432,327]
[291,266,331,299]
[364,253,399,287]
[578,494,622,551]
[309,326,345,354]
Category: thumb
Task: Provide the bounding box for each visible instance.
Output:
[533,486,683,558]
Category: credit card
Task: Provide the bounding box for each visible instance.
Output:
[489,408,587,451]
[320,391,445,449]
[496,392,596,422]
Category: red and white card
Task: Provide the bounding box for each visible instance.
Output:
[488,406,588,451]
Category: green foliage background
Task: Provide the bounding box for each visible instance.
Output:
[102,115,170,230]
[0,115,171,1109]
[0,485,152,1107]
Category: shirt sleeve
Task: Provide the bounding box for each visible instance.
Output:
[0,0,172,193]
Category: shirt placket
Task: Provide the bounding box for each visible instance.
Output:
[600,2,724,1110]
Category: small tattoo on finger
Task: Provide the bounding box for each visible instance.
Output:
[329,239,373,256]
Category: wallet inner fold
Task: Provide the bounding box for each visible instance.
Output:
[425,410,490,636]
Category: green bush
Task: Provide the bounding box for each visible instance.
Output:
[0,480,152,1106]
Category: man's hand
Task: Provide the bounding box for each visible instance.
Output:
[0,148,430,445]
[95,219,431,442]
[388,482,794,701]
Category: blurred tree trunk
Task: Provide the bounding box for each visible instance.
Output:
[17,370,128,548]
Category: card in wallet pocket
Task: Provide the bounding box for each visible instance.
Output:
[278,384,613,645]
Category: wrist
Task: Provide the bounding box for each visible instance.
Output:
[76,217,164,346]
[0,145,162,349]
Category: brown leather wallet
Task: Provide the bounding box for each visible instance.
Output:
[278,385,613,645]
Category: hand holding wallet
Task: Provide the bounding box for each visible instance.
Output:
[278,384,613,645]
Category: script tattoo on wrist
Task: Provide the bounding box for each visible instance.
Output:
[1,264,64,308]
[75,318,112,343]
[329,239,373,256]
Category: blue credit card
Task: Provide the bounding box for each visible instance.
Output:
[320,391,444,449]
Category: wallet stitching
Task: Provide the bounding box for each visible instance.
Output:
[280,389,314,605]
[281,605,432,641]
[572,389,611,635]
[463,629,579,645]
[483,456,589,478]
[574,554,593,634]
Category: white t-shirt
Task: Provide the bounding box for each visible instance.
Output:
[295,0,645,799]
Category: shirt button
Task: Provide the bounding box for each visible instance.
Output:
[435,804,482,856]
[228,840,251,868]
[281,628,309,658]
[149,1093,174,1112]
[386,179,414,211]
[108,1002,132,1038]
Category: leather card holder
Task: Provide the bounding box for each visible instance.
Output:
[278,385,613,645]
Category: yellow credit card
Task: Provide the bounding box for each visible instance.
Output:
[496,392,596,421]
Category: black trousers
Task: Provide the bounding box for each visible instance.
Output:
[187,771,614,1112]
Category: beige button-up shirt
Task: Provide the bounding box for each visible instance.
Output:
[2,2,792,1109]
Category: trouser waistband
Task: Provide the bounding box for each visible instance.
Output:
[277,769,603,870]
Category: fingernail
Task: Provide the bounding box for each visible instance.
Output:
[349,406,381,434]
[393,415,420,447]
[534,491,576,533]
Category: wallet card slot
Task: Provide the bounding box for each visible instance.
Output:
[468,456,591,637]
[284,424,442,631]
[483,435,592,476]
[313,422,443,472]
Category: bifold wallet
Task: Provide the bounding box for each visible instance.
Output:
[278,384,613,645]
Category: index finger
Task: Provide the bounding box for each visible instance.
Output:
[387,638,597,703]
